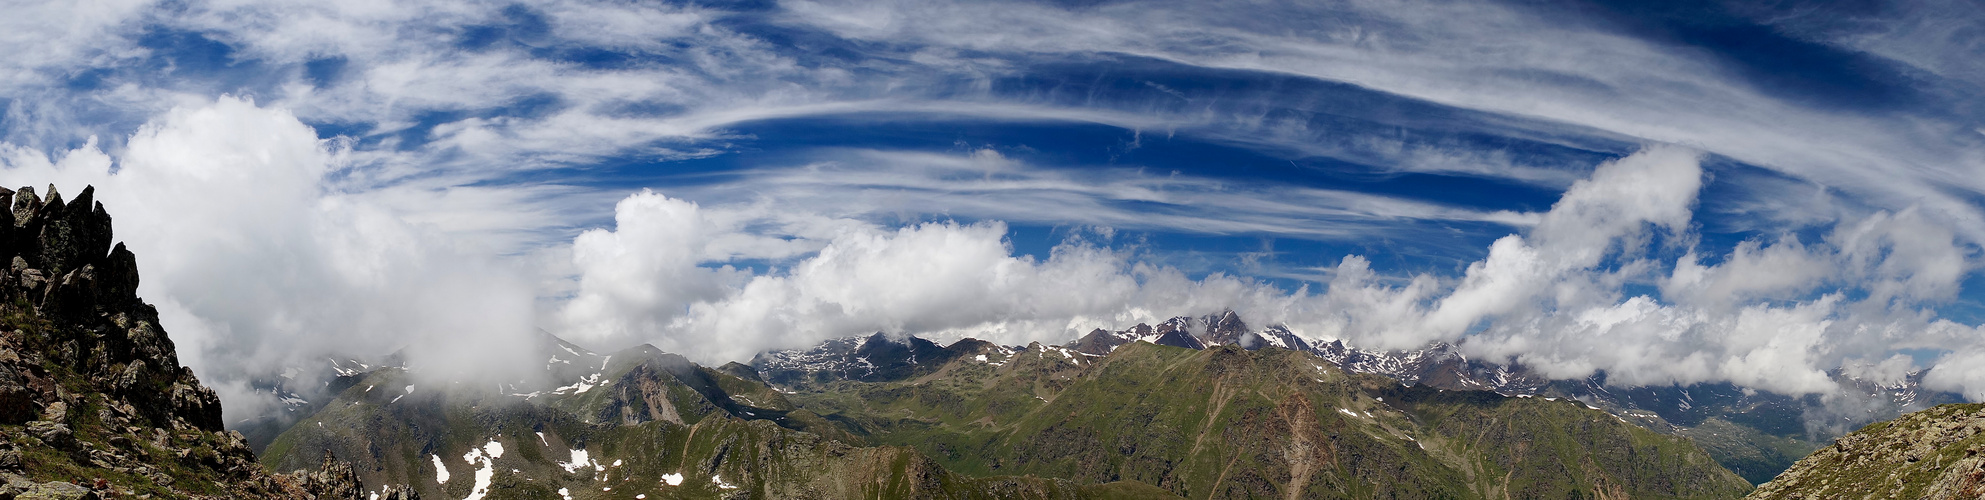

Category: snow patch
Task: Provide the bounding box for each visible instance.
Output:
[553,373,604,395]
[430,455,450,484]
[460,439,503,500]
[557,447,601,474]
[713,474,739,490]
[661,473,684,486]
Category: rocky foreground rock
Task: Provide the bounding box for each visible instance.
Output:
[0,185,414,499]
[1746,403,1985,499]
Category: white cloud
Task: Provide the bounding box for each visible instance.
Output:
[1926,343,1985,401]
[772,0,1985,245]
[0,97,544,420]
[674,147,1539,242]
[555,146,1985,401]
[0,0,151,90]
[555,198,1159,360]
[1413,146,1703,344]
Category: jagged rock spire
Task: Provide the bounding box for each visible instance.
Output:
[0,185,418,498]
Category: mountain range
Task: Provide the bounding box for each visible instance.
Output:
[263,327,1756,499]
[3,185,1977,499]
[1050,312,1963,485]
[250,311,1965,498]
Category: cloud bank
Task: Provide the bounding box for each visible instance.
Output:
[0,97,543,420]
[557,144,1985,401]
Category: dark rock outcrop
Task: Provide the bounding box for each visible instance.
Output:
[1070,328,1131,356]
[752,331,964,387]
[0,185,417,499]
[1148,319,1206,350]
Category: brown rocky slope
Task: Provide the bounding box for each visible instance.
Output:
[1746,403,1985,499]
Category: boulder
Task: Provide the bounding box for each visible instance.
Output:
[27,420,73,448]
[0,363,32,424]
[169,381,225,432]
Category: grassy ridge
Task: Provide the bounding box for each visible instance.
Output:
[263,343,1182,499]
[785,342,1753,499]
[263,338,1753,499]
[1746,403,1985,499]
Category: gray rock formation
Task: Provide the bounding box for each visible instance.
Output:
[0,185,418,499]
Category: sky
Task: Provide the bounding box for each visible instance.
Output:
[2,0,1985,421]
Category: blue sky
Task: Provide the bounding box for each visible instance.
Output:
[4,0,1985,415]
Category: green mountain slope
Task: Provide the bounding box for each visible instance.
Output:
[784,340,1752,499]
[263,339,1180,499]
[267,331,1758,499]
[1746,403,1985,499]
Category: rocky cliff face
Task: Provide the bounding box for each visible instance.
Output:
[1746,403,1985,499]
[0,185,413,499]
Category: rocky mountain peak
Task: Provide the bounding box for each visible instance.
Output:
[1199,310,1248,344]
[0,185,415,499]
[751,331,965,387]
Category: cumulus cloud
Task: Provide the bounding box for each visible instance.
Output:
[556,203,1152,361]
[559,145,1985,402]
[0,97,542,420]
